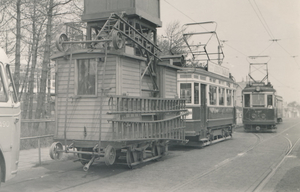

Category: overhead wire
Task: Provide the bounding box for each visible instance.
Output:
[248,0,274,39]
[275,41,300,68]
[252,0,275,39]
[163,0,300,99]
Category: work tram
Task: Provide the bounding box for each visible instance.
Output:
[50,0,187,171]
[242,56,283,132]
[49,0,236,170]
[0,48,21,185]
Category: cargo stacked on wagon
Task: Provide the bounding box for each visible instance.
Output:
[49,0,187,171]
[242,56,283,132]
[175,22,236,145]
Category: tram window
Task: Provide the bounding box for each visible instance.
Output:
[209,85,217,105]
[252,93,265,107]
[0,67,8,102]
[219,87,225,105]
[227,89,232,106]
[267,95,273,106]
[194,83,199,104]
[77,59,96,95]
[180,83,191,103]
[244,94,250,107]
[6,65,18,103]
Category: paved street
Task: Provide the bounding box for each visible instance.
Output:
[2,118,300,192]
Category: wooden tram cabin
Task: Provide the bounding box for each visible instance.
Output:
[177,62,236,144]
[50,0,187,170]
[242,82,283,131]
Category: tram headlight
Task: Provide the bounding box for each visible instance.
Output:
[251,113,256,119]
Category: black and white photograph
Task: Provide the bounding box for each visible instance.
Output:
[0,0,300,191]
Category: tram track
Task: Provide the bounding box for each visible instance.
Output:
[167,132,263,192]
[251,132,300,192]
[168,121,300,192]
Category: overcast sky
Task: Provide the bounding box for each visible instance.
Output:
[157,0,300,104]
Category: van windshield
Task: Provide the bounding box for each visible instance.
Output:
[6,65,18,103]
[0,64,8,102]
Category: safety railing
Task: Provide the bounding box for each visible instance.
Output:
[21,119,55,166]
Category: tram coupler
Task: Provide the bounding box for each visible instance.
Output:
[83,156,96,172]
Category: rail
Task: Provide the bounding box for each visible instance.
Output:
[21,119,55,166]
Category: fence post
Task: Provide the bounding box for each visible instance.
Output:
[38,138,41,166]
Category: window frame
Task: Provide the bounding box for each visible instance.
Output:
[0,63,8,102]
[209,85,217,106]
[219,87,225,106]
[75,58,98,97]
[6,64,18,103]
[226,89,232,106]
[244,93,250,107]
[252,93,265,107]
[179,83,192,104]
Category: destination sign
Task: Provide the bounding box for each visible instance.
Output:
[251,83,265,87]
[207,62,229,78]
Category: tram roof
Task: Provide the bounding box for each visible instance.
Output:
[242,83,276,93]
[178,67,235,83]
[0,47,10,64]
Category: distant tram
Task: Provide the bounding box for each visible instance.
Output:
[242,56,283,131]
[242,83,283,131]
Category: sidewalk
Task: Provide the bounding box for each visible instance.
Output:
[18,147,75,170]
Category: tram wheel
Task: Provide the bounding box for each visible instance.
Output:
[104,145,116,166]
[49,142,63,160]
[126,149,134,169]
[151,143,158,157]
[112,30,125,50]
[55,33,70,52]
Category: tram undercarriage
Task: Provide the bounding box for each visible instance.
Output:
[185,125,233,147]
[244,124,277,132]
[49,139,178,171]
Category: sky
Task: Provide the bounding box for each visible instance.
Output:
[157,0,300,104]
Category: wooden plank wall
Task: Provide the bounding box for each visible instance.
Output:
[55,54,117,141]
[164,68,177,98]
[121,57,141,96]
[140,61,154,97]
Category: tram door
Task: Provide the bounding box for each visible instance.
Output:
[200,84,207,129]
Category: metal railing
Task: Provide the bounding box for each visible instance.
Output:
[21,119,55,165]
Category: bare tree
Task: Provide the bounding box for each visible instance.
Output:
[34,0,72,122]
[22,0,46,120]
[13,0,21,94]
[157,21,187,56]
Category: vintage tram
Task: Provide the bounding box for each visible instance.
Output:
[177,66,236,145]
[176,22,236,145]
[242,56,283,131]
[49,0,187,171]
[242,83,283,131]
